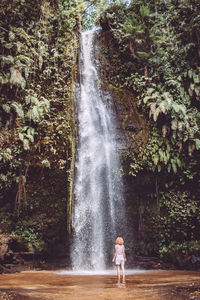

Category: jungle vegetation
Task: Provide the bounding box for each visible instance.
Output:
[0,0,84,256]
[95,0,200,263]
[0,0,200,265]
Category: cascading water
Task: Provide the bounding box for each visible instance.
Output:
[71,30,125,271]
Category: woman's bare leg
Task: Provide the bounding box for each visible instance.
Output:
[121,263,125,283]
[116,265,120,284]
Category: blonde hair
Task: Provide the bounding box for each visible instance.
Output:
[115,237,124,245]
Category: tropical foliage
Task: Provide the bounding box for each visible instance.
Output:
[0,0,84,253]
[97,0,200,262]
[99,0,200,175]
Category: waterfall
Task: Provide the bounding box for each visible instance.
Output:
[71,30,125,271]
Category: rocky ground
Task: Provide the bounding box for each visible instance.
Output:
[1,285,200,300]
[0,290,38,300]
[170,282,200,300]
[0,270,199,300]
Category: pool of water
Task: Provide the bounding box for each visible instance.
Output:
[57,268,147,276]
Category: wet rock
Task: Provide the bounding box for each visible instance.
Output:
[170,282,200,300]
[191,255,200,264]
[174,254,200,270]
[125,123,143,132]
[0,235,28,272]
[0,290,38,300]
[132,256,176,270]
[0,235,13,263]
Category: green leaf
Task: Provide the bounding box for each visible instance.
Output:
[0,55,14,65]
[195,87,200,96]
[180,87,185,96]
[176,158,181,168]
[195,139,200,150]
[19,133,24,141]
[153,107,161,121]
[23,139,30,150]
[159,149,164,162]
[11,102,24,118]
[171,120,178,131]
[188,70,193,79]
[143,96,151,103]
[172,162,177,173]
[2,104,10,113]
[147,88,155,94]
[173,103,180,113]
[193,74,199,84]
[191,205,196,213]
[137,51,150,59]
[14,55,32,65]
[152,154,159,166]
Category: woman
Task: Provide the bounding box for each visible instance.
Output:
[112,237,126,284]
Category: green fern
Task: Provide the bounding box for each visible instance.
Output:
[11,102,24,118]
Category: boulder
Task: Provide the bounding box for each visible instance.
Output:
[0,235,13,263]
[0,235,27,267]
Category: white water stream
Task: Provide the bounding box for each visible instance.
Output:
[71,31,125,271]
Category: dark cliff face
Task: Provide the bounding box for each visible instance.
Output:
[93,30,158,259]
[94,31,149,150]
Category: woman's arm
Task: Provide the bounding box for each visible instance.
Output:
[112,245,118,262]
